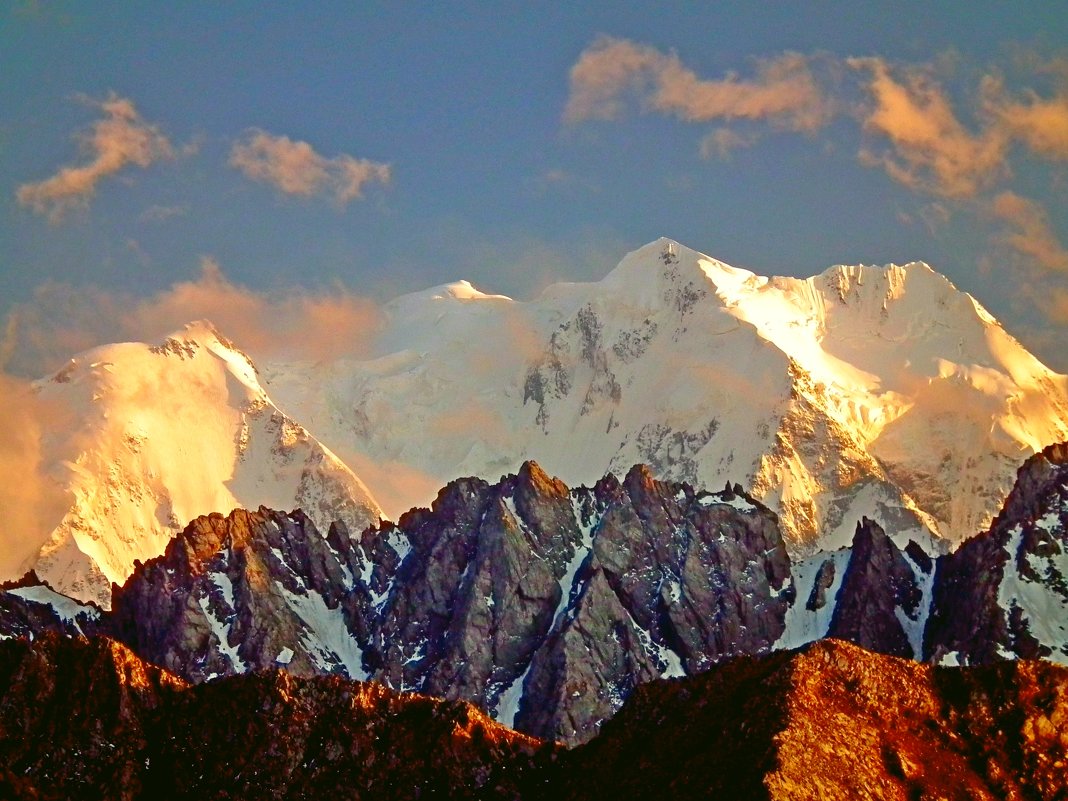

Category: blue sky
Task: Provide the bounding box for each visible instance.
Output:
[3,1,1068,371]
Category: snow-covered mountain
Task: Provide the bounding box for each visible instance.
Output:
[10,322,381,607]
[263,238,1068,554]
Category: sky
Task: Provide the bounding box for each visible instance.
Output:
[3,1,1068,375]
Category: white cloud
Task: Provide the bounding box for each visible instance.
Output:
[16,93,174,221]
[229,130,391,205]
[565,37,831,132]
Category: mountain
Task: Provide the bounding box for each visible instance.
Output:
[103,461,792,745]
[10,454,1066,746]
[2,636,1065,800]
[7,322,382,607]
[11,238,1064,606]
[262,238,1068,554]
[5,450,1068,744]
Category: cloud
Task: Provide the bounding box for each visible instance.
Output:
[16,93,174,221]
[1,256,384,378]
[0,373,72,579]
[989,191,1068,273]
[984,76,1068,161]
[849,56,1068,198]
[848,57,1009,198]
[565,37,830,132]
[529,168,600,196]
[229,130,391,204]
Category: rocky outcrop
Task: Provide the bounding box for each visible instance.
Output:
[9,446,1068,748]
[0,635,551,801]
[826,518,926,658]
[0,572,104,640]
[371,463,792,743]
[110,505,415,682]
[556,639,1068,800]
[926,443,1068,664]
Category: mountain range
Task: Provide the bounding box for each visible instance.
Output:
[8,239,1068,609]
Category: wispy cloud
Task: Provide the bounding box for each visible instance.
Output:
[0,256,384,378]
[16,93,174,221]
[0,372,72,578]
[565,37,830,133]
[848,56,1068,198]
[847,57,1009,198]
[989,191,1068,273]
[229,130,391,205]
[985,75,1068,161]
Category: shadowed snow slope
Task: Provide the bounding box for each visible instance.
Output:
[262,238,1068,554]
[5,322,381,607]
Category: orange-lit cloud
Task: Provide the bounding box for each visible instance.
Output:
[565,37,830,133]
[985,77,1068,161]
[16,93,174,221]
[229,130,391,204]
[0,373,72,579]
[848,58,1009,198]
[1,256,384,378]
[990,191,1068,274]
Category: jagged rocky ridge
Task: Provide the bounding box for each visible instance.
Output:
[6,448,1068,745]
[2,636,1065,800]
[107,461,792,745]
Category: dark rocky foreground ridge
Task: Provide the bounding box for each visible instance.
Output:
[4,447,1068,746]
[1,635,1066,800]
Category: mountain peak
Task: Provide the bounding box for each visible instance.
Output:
[597,237,750,309]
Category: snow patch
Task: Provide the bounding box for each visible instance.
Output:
[774,549,851,650]
[997,523,1068,664]
[277,583,368,679]
[197,577,245,676]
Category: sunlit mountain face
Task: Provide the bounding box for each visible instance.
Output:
[263,238,1068,553]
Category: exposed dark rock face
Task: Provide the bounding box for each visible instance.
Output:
[826,518,924,658]
[0,572,103,641]
[926,443,1068,664]
[33,462,793,745]
[556,639,1068,800]
[0,635,551,801]
[5,636,1065,800]
[805,557,837,611]
[110,506,396,682]
[368,461,793,744]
